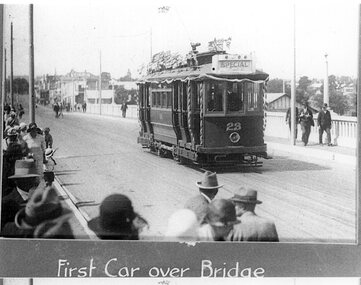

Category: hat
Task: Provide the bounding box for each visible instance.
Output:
[196,171,223,189]
[15,186,69,227]
[8,159,40,179]
[231,187,262,204]
[165,209,198,240]
[33,213,74,239]
[19,122,27,131]
[206,199,239,227]
[10,112,16,118]
[45,148,56,158]
[44,127,50,133]
[88,194,143,239]
[6,127,18,137]
[27,122,42,133]
[323,103,328,108]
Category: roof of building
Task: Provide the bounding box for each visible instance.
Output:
[266,93,289,104]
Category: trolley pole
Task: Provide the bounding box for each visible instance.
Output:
[29,4,35,123]
[10,21,13,106]
[150,27,152,61]
[0,3,4,235]
[290,3,296,146]
[324,53,329,106]
[2,48,6,105]
[357,4,361,242]
[99,49,102,115]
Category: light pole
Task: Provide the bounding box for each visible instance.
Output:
[324,53,329,106]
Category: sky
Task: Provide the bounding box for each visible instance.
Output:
[2,0,360,80]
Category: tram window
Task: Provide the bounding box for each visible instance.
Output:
[173,84,178,109]
[193,83,201,112]
[226,82,244,112]
[206,82,224,112]
[156,92,161,107]
[167,92,172,108]
[246,82,258,111]
[161,92,167,107]
[182,83,188,111]
[152,91,156,106]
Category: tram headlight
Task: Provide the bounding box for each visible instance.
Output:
[229,132,240,143]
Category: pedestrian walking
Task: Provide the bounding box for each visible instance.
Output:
[18,104,25,119]
[184,171,223,223]
[197,199,239,241]
[121,101,128,118]
[285,106,299,139]
[44,127,53,149]
[53,102,60,118]
[58,102,64,118]
[317,103,332,146]
[82,102,87,112]
[230,188,279,242]
[298,102,314,146]
[23,122,46,178]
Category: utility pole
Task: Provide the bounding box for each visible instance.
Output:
[357,4,361,243]
[29,4,35,123]
[324,53,329,106]
[99,50,102,115]
[0,4,4,231]
[10,21,13,106]
[290,3,296,145]
[150,27,152,61]
[2,48,6,105]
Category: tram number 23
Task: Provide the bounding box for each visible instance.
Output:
[226,122,241,131]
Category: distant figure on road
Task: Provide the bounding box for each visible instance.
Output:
[58,102,64,118]
[88,194,148,240]
[17,104,24,119]
[298,101,314,146]
[44,127,53,149]
[82,102,87,113]
[285,106,299,139]
[53,102,60,118]
[317,103,332,146]
[121,102,128,118]
[197,199,239,241]
[184,171,223,223]
[230,188,279,242]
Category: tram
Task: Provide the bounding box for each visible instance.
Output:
[137,44,269,166]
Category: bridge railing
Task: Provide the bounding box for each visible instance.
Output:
[86,103,138,118]
[265,111,357,148]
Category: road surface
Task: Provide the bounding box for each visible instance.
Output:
[24,104,356,242]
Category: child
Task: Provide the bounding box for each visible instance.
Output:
[44,127,53,149]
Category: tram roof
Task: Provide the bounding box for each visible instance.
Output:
[138,63,269,84]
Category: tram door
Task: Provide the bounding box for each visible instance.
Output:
[172,82,181,141]
[144,84,153,134]
[138,85,147,134]
[178,82,191,145]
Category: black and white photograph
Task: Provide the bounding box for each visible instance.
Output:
[0,0,360,277]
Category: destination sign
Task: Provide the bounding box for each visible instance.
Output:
[212,54,254,74]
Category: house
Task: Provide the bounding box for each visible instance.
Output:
[265,93,290,111]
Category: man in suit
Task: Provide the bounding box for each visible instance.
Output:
[230,188,279,242]
[317,103,332,146]
[1,159,40,231]
[298,101,314,146]
[198,199,239,241]
[184,171,223,223]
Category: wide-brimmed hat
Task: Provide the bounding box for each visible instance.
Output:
[15,186,70,227]
[231,188,262,204]
[8,159,40,179]
[88,194,146,239]
[165,209,198,240]
[19,122,27,131]
[196,171,223,189]
[6,127,18,137]
[27,122,42,133]
[206,199,239,227]
[45,148,56,158]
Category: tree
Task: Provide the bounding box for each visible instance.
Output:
[313,75,350,115]
[296,76,312,103]
[114,85,138,104]
[267,78,291,96]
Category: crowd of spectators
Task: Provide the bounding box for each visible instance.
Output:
[1,103,279,242]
